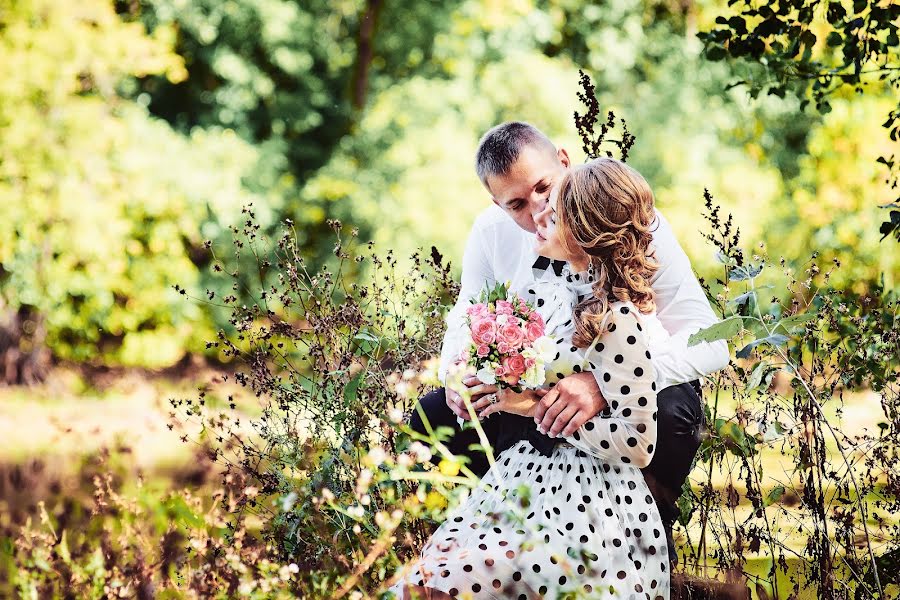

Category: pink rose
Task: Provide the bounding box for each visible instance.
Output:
[503,354,527,377]
[471,317,497,346]
[498,321,526,349]
[525,357,536,369]
[525,321,544,342]
[528,311,544,326]
[496,342,512,354]
[467,303,489,318]
[495,300,514,315]
[476,344,490,357]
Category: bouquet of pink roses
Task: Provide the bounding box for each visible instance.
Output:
[461,282,555,391]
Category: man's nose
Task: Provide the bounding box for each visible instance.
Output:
[533,193,550,216]
[533,197,552,225]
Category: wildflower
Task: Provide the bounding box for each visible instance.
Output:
[408,441,432,463]
[387,406,404,423]
[366,447,387,467]
[438,459,460,477]
[425,490,447,511]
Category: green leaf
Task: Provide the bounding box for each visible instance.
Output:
[775,311,817,333]
[706,46,728,61]
[736,333,789,359]
[344,372,363,404]
[166,496,205,529]
[717,420,754,457]
[688,316,743,346]
[58,530,72,564]
[747,360,774,390]
[764,485,786,507]
[728,263,763,281]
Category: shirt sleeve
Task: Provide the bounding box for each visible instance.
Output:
[648,210,729,388]
[438,218,496,384]
[563,303,658,468]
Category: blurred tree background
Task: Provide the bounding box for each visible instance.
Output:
[1,0,896,378]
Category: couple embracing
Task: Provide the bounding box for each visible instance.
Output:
[391,122,729,599]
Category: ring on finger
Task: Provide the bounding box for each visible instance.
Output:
[488,393,499,405]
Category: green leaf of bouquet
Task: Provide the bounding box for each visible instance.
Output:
[688,316,744,346]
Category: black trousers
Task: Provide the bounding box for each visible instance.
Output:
[408,382,706,565]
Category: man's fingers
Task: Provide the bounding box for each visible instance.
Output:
[533,387,559,424]
[537,393,566,432]
[462,375,482,388]
[561,409,590,437]
[548,405,578,437]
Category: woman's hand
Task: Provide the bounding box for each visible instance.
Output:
[474,387,550,419]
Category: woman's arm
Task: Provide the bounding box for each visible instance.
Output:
[563,302,658,468]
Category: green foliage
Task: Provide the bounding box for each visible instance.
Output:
[681,191,900,598]
[699,0,900,240]
[0,0,261,368]
[131,0,466,269]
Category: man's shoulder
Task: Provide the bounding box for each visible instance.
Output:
[468,205,525,250]
[649,207,688,264]
[472,203,515,230]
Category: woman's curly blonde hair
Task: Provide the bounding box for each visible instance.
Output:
[556,157,659,348]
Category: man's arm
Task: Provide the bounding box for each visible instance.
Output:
[648,211,730,388]
[437,218,496,385]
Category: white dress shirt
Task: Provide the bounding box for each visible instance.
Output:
[438,204,730,391]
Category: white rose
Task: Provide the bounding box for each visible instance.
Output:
[476,367,497,385]
[530,335,557,363]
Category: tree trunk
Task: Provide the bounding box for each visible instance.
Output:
[0,302,51,385]
[353,0,383,109]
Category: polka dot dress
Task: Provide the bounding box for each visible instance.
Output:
[390,266,669,599]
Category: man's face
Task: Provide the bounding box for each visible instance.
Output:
[485,143,571,235]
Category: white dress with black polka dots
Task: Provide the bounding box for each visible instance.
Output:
[390,267,669,600]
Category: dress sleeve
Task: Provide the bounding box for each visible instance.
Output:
[563,302,658,468]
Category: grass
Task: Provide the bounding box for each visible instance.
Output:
[1,369,896,598]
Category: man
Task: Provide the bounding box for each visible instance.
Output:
[409,121,729,563]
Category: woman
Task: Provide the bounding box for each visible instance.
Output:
[390,158,669,600]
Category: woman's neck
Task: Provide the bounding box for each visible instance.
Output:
[568,253,590,273]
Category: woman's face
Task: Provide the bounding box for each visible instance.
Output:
[533,184,584,263]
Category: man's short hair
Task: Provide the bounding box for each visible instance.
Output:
[475,121,556,185]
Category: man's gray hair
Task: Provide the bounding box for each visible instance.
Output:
[474,121,556,185]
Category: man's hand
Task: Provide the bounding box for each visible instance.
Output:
[534,371,607,437]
